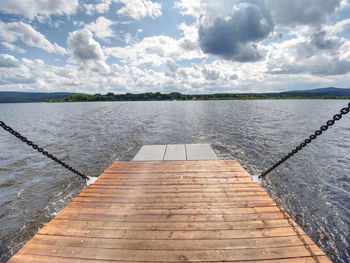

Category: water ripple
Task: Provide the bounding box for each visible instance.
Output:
[0,100,349,262]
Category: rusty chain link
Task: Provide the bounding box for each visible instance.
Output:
[260,101,350,178]
[0,121,89,180]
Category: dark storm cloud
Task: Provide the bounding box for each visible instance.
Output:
[198,3,274,62]
[310,31,343,50]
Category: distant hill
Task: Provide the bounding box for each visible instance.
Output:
[1,88,350,103]
[0,92,78,103]
[284,87,350,96]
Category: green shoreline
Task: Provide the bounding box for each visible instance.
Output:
[50,92,350,102]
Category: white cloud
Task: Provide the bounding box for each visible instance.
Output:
[1,0,350,94]
[0,56,101,92]
[0,58,35,87]
[104,21,203,68]
[67,29,109,73]
[178,23,199,51]
[84,0,111,15]
[0,0,79,20]
[124,33,132,44]
[105,33,205,68]
[85,16,116,41]
[265,0,341,28]
[0,54,20,68]
[114,0,162,19]
[338,0,350,10]
[266,33,350,75]
[174,0,201,18]
[0,21,66,55]
[201,65,221,80]
[0,50,349,94]
[326,19,350,35]
[1,42,26,54]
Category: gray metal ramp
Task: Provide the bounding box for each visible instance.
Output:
[185,144,218,160]
[132,144,218,161]
[164,144,186,161]
[133,145,167,161]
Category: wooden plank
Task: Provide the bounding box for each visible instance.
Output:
[77,191,270,198]
[100,172,251,179]
[89,183,256,189]
[248,257,332,263]
[48,218,296,230]
[68,200,277,209]
[132,145,166,161]
[30,234,317,250]
[38,226,306,239]
[185,144,218,160]
[8,160,331,263]
[82,186,267,193]
[9,253,331,263]
[55,211,288,222]
[91,178,254,184]
[83,186,261,193]
[164,144,186,160]
[13,243,326,262]
[73,196,274,203]
[108,160,242,170]
[88,184,256,189]
[75,195,271,201]
[60,206,280,216]
[90,178,254,185]
[8,254,110,263]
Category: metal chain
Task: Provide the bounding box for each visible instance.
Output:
[0,121,89,180]
[259,101,350,178]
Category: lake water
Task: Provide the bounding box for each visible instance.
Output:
[0,100,349,262]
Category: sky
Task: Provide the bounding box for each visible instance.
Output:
[0,0,350,94]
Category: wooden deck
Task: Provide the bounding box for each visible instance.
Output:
[8,160,331,262]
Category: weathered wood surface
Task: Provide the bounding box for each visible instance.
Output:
[8,160,331,262]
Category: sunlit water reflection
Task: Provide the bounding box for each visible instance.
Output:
[0,100,349,262]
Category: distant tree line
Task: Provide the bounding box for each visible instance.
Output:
[50,92,350,102]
